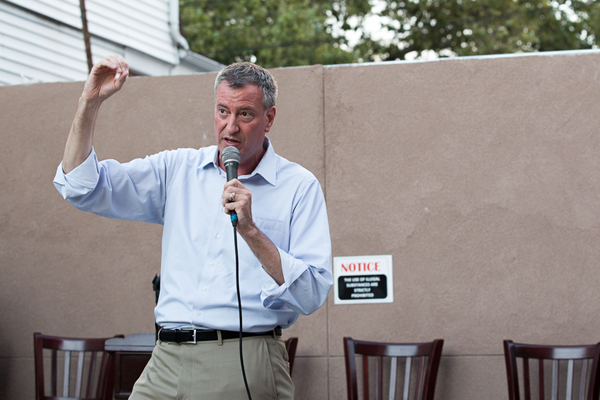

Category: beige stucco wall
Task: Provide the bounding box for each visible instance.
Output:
[1,50,599,399]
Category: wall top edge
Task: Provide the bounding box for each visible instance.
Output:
[323,48,600,69]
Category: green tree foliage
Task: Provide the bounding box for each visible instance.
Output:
[179,0,372,68]
[180,0,600,67]
[359,0,599,61]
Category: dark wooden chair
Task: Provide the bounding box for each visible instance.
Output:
[285,337,298,376]
[504,340,600,400]
[343,337,444,400]
[34,332,124,400]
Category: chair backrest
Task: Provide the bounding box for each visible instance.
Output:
[504,340,600,400]
[285,337,298,377]
[343,337,444,400]
[34,332,123,400]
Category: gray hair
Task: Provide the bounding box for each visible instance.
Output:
[214,62,278,110]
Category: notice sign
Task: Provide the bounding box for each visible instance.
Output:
[333,255,393,305]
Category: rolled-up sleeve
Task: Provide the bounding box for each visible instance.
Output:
[53,148,167,224]
[53,149,101,199]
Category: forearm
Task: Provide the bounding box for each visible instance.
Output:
[62,97,102,173]
[240,224,284,285]
[61,55,129,173]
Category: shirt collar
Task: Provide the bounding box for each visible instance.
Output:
[203,137,277,186]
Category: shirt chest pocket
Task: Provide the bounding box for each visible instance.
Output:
[254,216,289,251]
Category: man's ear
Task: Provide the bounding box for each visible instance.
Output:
[264,106,276,132]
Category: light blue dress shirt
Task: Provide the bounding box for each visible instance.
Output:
[53,140,333,332]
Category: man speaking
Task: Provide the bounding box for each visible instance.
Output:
[53,55,333,399]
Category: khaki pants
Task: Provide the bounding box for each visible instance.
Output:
[129,334,294,400]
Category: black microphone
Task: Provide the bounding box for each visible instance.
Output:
[221,146,241,226]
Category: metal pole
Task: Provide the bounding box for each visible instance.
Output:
[79,0,93,72]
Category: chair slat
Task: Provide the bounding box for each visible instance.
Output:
[363,355,370,400]
[566,359,574,400]
[376,355,384,400]
[86,351,97,398]
[415,356,426,400]
[75,351,85,397]
[552,359,558,400]
[579,359,589,400]
[63,350,71,397]
[403,356,412,400]
[389,357,397,400]
[51,349,58,396]
[522,358,531,400]
[539,359,545,400]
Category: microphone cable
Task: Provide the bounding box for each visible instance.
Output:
[232,219,253,400]
[222,145,251,399]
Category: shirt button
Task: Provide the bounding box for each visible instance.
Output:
[196,311,201,316]
[216,234,221,239]
[209,261,214,266]
[203,287,207,291]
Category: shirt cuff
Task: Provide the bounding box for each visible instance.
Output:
[260,247,308,307]
[53,149,100,199]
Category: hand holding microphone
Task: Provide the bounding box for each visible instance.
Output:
[222,146,251,227]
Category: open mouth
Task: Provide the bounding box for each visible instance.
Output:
[223,137,240,146]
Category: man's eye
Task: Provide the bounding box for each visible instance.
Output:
[219,109,227,115]
[241,112,250,117]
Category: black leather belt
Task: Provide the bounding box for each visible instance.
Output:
[159,326,282,344]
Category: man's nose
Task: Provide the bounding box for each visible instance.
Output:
[226,115,239,133]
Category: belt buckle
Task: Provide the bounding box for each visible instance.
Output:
[183,329,197,344]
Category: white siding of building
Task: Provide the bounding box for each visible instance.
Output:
[0,2,89,85]
[0,0,222,86]
[7,0,177,63]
